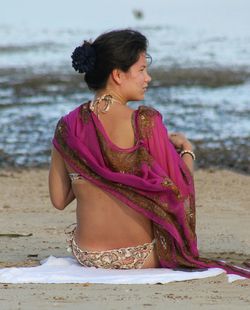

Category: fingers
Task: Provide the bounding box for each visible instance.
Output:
[169,132,186,138]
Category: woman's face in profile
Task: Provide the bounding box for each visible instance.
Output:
[122,52,152,101]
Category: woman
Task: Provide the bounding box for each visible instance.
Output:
[49,29,250,277]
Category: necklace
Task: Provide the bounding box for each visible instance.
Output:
[89,94,125,118]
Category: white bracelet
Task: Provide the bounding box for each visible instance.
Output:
[180,150,196,161]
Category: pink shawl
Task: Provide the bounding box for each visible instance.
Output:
[53,101,250,278]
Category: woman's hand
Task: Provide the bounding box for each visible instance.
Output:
[169,132,194,176]
[169,132,193,151]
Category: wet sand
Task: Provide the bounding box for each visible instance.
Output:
[0,168,249,309]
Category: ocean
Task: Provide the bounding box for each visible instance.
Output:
[0,0,249,172]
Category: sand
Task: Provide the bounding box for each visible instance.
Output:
[0,168,249,309]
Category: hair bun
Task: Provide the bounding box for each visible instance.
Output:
[71,41,96,74]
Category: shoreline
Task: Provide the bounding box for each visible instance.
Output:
[1,162,249,176]
[1,139,250,174]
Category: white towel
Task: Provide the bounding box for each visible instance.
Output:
[0,256,246,284]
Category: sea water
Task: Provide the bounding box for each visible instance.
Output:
[0,0,249,172]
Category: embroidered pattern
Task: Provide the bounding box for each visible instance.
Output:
[80,102,91,124]
[161,177,182,200]
[95,126,153,175]
[137,105,158,140]
[68,228,155,269]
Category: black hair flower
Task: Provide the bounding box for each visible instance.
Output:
[71,41,96,74]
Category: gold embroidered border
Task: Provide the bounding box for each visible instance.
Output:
[95,126,153,175]
[80,101,92,124]
[137,105,158,140]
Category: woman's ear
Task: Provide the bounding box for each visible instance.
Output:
[111,68,123,85]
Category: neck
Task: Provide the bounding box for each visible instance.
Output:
[94,89,127,106]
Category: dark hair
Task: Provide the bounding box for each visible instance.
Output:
[71,29,150,91]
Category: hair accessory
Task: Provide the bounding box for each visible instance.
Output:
[71,41,96,74]
[180,150,196,161]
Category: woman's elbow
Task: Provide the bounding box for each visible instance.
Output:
[50,198,66,210]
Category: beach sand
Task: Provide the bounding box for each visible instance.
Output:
[0,168,249,309]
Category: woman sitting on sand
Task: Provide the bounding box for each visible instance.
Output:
[49,29,250,277]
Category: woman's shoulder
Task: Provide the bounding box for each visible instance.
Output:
[136,105,163,139]
[137,105,162,119]
[60,101,90,121]
[53,102,90,134]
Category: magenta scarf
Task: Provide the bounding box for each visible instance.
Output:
[53,101,250,278]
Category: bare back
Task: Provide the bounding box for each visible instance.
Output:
[65,104,159,267]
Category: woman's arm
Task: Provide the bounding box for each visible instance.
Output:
[179,141,194,176]
[49,146,75,210]
[169,133,194,175]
